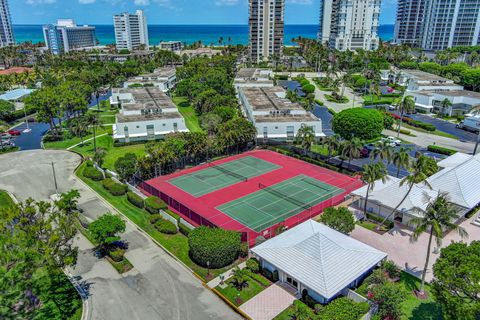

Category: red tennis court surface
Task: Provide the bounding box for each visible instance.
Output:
[139,150,363,246]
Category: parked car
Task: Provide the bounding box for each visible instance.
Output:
[26,117,36,122]
[7,129,21,136]
[360,148,370,158]
[381,136,401,146]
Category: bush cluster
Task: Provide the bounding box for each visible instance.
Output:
[403,117,436,131]
[246,258,260,273]
[332,108,384,140]
[427,145,457,156]
[316,297,370,320]
[145,196,167,214]
[102,178,128,196]
[178,223,191,236]
[109,248,125,262]
[127,191,144,208]
[188,226,241,268]
[366,212,394,229]
[155,219,177,234]
[149,214,162,224]
[83,166,104,181]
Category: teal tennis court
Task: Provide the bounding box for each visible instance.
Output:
[216,175,344,232]
[168,156,281,197]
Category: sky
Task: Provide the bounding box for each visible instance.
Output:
[11,0,398,25]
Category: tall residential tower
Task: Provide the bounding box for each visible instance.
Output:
[421,0,480,50]
[249,0,285,63]
[42,20,96,55]
[318,0,381,51]
[114,10,149,51]
[0,0,14,47]
[393,0,425,46]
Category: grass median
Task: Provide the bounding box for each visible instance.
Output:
[76,161,236,280]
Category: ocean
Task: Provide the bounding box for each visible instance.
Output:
[13,24,394,46]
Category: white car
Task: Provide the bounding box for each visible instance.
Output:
[381,136,401,146]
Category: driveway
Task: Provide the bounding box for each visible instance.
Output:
[9,121,52,151]
[0,150,241,320]
[350,215,480,282]
[240,283,296,320]
[312,105,333,136]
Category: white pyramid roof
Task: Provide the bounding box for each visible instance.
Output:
[251,220,387,299]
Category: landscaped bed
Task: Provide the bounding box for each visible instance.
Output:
[0,190,14,209]
[216,272,270,306]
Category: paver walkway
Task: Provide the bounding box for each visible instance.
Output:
[350,214,480,282]
[240,283,296,320]
[207,261,246,288]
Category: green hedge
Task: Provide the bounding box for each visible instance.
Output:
[179,223,191,236]
[165,209,180,221]
[325,94,349,103]
[403,117,436,131]
[83,166,104,181]
[145,196,167,214]
[366,212,394,229]
[127,191,144,208]
[155,219,177,234]
[149,214,162,224]
[102,178,128,196]
[427,145,457,156]
[188,226,241,268]
[316,297,370,320]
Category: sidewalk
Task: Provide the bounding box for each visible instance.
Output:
[207,261,247,288]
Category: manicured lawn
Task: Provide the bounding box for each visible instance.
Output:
[76,162,238,279]
[0,190,14,209]
[357,272,442,320]
[71,134,146,171]
[273,305,295,320]
[172,96,203,132]
[44,125,113,150]
[310,144,329,156]
[363,94,401,105]
[400,122,458,140]
[216,274,269,306]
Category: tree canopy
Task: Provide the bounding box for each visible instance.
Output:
[332,108,384,140]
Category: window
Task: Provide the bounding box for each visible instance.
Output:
[286,126,294,141]
[263,126,268,139]
[173,122,178,132]
[146,124,154,140]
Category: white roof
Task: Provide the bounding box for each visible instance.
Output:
[427,153,480,209]
[251,220,387,299]
[0,88,35,101]
[352,176,438,216]
[437,152,473,169]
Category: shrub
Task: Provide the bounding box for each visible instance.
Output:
[399,128,411,135]
[319,207,355,234]
[302,83,316,94]
[109,248,125,262]
[188,226,241,268]
[325,94,349,103]
[248,271,270,287]
[239,242,249,258]
[246,258,260,273]
[427,145,457,156]
[83,166,104,181]
[145,196,167,214]
[165,209,180,221]
[262,268,273,281]
[155,219,177,234]
[383,112,395,130]
[127,191,144,208]
[381,260,401,279]
[178,222,191,236]
[366,212,394,229]
[149,214,162,224]
[317,297,370,320]
[301,290,318,308]
[333,108,384,140]
[102,178,128,196]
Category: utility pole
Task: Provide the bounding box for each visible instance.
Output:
[474,133,480,155]
[51,162,58,195]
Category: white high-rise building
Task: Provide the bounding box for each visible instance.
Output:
[114,10,149,51]
[42,20,96,55]
[421,0,480,51]
[393,0,425,46]
[249,0,285,63]
[0,0,14,47]
[318,0,381,51]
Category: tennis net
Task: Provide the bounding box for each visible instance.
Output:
[209,163,248,182]
[258,183,312,211]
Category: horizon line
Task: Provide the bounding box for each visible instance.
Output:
[13,23,395,26]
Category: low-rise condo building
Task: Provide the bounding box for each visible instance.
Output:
[410,90,480,116]
[404,70,463,92]
[234,68,274,90]
[180,47,221,59]
[111,87,187,142]
[123,67,176,92]
[159,41,183,52]
[238,86,323,141]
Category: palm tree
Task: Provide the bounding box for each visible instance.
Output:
[295,124,315,154]
[392,147,411,178]
[70,117,88,147]
[291,301,312,320]
[361,162,389,215]
[410,192,468,295]
[397,95,415,138]
[85,113,100,153]
[440,98,452,116]
[370,140,394,164]
[230,267,249,290]
[379,155,433,228]
[324,134,340,158]
[342,137,364,169]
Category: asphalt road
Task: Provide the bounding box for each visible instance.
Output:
[0,150,241,320]
[312,105,333,136]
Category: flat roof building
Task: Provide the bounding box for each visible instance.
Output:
[238,86,323,140]
[159,41,183,52]
[251,220,387,304]
[114,10,149,51]
[111,87,187,142]
[180,47,221,59]
[123,67,177,92]
[234,68,274,89]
